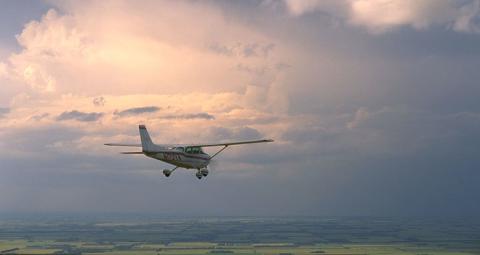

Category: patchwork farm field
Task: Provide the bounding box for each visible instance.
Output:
[0,216,478,255]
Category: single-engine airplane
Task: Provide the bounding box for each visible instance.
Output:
[105,125,273,179]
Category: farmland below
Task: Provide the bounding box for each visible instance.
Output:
[0,215,478,255]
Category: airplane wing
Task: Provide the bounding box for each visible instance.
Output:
[193,139,274,147]
[104,143,142,147]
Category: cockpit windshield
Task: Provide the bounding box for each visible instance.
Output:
[184,146,205,154]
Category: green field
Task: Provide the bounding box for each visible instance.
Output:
[0,241,477,255]
[0,216,478,255]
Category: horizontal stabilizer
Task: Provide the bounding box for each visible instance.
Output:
[120,152,144,154]
[105,143,142,147]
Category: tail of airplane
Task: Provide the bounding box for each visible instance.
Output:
[139,125,155,152]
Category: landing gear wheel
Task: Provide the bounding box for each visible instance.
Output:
[163,169,171,177]
[195,172,203,180]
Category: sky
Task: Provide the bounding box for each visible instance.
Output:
[0,0,480,218]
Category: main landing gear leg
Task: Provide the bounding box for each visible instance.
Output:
[163,167,178,177]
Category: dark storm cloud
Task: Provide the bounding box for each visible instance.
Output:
[56,110,103,122]
[114,106,161,117]
[0,107,9,118]
[280,106,480,161]
[161,112,215,120]
[2,120,479,217]
[348,108,480,158]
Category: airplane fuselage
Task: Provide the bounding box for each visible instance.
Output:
[144,149,210,169]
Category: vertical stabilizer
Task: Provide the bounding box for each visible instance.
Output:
[139,125,154,152]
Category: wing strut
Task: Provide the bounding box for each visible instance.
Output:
[210,145,229,159]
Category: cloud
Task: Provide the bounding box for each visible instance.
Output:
[0,107,9,118]
[453,0,480,33]
[207,42,276,58]
[114,106,161,117]
[161,112,215,120]
[208,43,234,56]
[0,0,479,217]
[30,113,49,121]
[347,107,370,129]
[0,62,7,78]
[349,0,456,33]
[235,64,267,76]
[282,0,480,34]
[56,110,103,122]
[282,0,348,17]
[339,107,480,158]
[2,1,284,99]
[206,126,261,141]
[242,43,275,58]
[92,96,105,107]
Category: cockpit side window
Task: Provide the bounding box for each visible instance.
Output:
[176,147,184,152]
[185,147,192,153]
